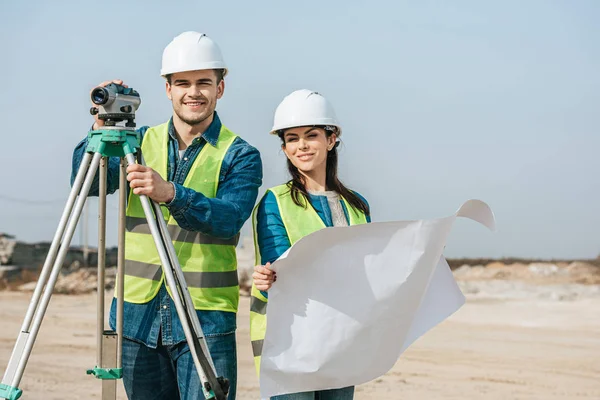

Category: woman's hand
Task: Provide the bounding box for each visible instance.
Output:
[253,262,276,291]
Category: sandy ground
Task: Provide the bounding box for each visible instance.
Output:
[1,291,599,400]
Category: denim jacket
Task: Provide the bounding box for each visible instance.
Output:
[255,188,371,298]
[71,112,263,347]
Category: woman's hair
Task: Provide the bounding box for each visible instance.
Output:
[278,127,370,216]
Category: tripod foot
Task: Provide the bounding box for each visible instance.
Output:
[217,377,230,397]
[203,377,229,400]
[0,383,23,400]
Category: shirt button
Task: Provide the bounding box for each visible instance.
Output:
[163,305,167,309]
[184,157,188,161]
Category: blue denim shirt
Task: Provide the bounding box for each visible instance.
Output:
[71,112,263,347]
[256,188,370,298]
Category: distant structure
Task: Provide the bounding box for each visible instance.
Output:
[0,233,118,270]
[0,233,17,265]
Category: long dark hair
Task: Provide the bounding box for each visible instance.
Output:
[278,127,370,216]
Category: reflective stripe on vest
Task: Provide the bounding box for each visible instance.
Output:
[121,122,240,312]
[249,184,368,374]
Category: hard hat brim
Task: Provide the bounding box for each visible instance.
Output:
[269,123,342,136]
[160,66,228,78]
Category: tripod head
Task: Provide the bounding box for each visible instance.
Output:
[90,84,141,128]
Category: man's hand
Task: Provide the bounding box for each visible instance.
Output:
[253,262,276,292]
[126,164,175,203]
[91,79,128,130]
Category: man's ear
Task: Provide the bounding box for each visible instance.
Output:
[216,79,225,99]
[165,81,172,101]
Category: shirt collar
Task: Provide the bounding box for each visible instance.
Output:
[167,111,222,147]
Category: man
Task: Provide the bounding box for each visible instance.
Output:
[71,31,263,399]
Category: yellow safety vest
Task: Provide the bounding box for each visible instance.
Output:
[121,122,240,312]
[250,183,368,374]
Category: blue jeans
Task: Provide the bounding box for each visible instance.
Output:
[271,387,354,400]
[121,333,237,400]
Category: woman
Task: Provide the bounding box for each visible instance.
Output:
[250,89,371,400]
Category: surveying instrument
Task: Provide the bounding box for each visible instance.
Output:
[0,84,229,400]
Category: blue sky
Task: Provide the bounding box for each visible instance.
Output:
[0,0,598,258]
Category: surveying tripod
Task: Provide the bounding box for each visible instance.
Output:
[0,85,229,400]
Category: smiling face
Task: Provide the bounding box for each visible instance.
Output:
[166,69,224,126]
[281,126,337,175]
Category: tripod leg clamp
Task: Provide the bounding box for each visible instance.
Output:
[86,367,123,380]
[0,384,23,400]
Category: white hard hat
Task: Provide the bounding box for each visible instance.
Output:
[161,31,228,77]
[270,89,342,136]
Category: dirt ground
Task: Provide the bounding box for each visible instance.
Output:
[1,290,599,400]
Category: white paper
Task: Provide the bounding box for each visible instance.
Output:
[259,200,495,398]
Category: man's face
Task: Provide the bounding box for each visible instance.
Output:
[166,69,224,126]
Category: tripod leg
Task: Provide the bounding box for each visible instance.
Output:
[94,159,127,400]
[97,157,107,368]
[116,159,126,366]
[94,157,120,400]
[2,152,102,392]
[123,154,226,400]
[150,200,216,372]
[1,152,94,400]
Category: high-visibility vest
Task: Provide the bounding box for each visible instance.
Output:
[250,184,368,373]
[122,122,240,312]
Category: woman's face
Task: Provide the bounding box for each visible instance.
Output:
[282,126,336,174]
